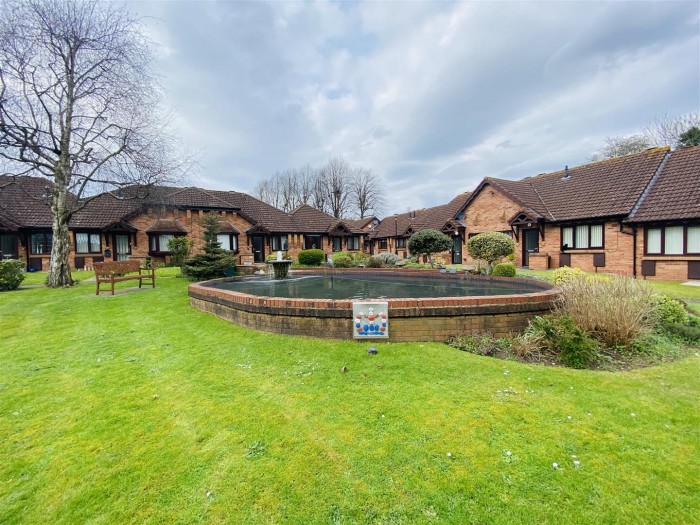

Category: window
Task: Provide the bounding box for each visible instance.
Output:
[149,234,176,253]
[217,234,239,252]
[0,234,18,259]
[332,237,342,252]
[561,224,604,250]
[688,226,700,254]
[271,235,288,251]
[304,235,322,249]
[379,239,388,249]
[346,236,360,250]
[30,232,52,254]
[74,232,101,254]
[646,225,700,255]
[396,237,407,248]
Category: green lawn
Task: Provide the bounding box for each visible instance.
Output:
[1,272,699,524]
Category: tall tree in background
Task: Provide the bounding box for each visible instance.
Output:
[589,135,651,161]
[0,0,189,287]
[351,167,384,218]
[643,112,700,149]
[678,126,700,148]
[320,157,351,219]
[590,112,700,160]
[255,159,385,218]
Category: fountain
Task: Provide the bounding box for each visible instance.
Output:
[269,251,293,279]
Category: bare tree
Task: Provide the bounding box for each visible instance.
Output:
[350,167,385,218]
[297,164,317,206]
[643,112,700,149]
[589,135,652,161]
[0,0,190,287]
[320,157,352,218]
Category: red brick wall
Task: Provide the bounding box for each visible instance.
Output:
[636,225,700,281]
[464,185,522,266]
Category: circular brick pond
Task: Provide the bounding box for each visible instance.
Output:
[188,268,559,342]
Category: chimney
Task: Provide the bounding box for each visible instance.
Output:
[562,165,570,180]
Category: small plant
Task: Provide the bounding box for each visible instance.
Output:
[491,262,516,277]
[432,256,446,268]
[528,315,599,369]
[297,249,325,266]
[0,259,25,291]
[446,333,509,356]
[407,229,452,268]
[466,232,514,274]
[373,252,400,266]
[331,252,353,268]
[662,322,700,343]
[654,295,690,326]
[552,266,585,285]
[367,256,384,268]
[167,236,194,267]
[244,441,267,459]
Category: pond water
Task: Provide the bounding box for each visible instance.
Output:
[207,274,543,300]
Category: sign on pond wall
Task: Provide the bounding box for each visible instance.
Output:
[352,302,389,339]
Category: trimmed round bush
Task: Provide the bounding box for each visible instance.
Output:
[297,249,325,266]
[407,229,452,266]
[491,262,516,277]
[331,252,352,268]
[0,259,26,291]
[466,232,514,273]
[368,256,384,268]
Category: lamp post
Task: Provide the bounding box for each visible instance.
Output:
[394,213,398,255]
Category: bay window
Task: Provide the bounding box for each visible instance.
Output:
[149,234,176,254]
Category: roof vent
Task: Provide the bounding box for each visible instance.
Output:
[561,165,570,180]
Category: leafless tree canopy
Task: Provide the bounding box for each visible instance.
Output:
[588,135,652,161]
[642,112,700,149]
[590,112,700,161]
[254,158,385,219]
[0,0,192,286]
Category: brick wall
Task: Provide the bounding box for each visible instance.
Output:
[635,225,700,281]
[465,184,522,266]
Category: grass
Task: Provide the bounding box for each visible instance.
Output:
[1,271,699,524]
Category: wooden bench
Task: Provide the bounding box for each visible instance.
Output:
[94,260,156,296]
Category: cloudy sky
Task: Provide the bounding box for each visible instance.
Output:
[135,0,699,215]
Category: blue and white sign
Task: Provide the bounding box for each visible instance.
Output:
[352,302,389,339]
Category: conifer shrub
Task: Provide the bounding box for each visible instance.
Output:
[182,213,236,281]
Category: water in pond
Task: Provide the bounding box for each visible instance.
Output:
[208,274,543,300]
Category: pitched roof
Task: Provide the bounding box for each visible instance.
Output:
[372,192,471,238]
[0,175,56,228]
[629,146,700,222]
[478,148,670,222]
[290,204,364,234]
[145,218,189,233]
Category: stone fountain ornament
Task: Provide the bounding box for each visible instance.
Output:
[270,251,292,279]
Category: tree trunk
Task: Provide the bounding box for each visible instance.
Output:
[46,167,74,287]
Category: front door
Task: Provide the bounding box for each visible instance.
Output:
[452,235,462,264]
[114,234,130,261]
[252,235,265,263]
[522,229,539,267]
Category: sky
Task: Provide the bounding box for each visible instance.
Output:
[134,0,700,216]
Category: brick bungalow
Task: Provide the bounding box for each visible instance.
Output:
[454,146,699,280]
[289,204,367,257]
[369,193,471,263]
